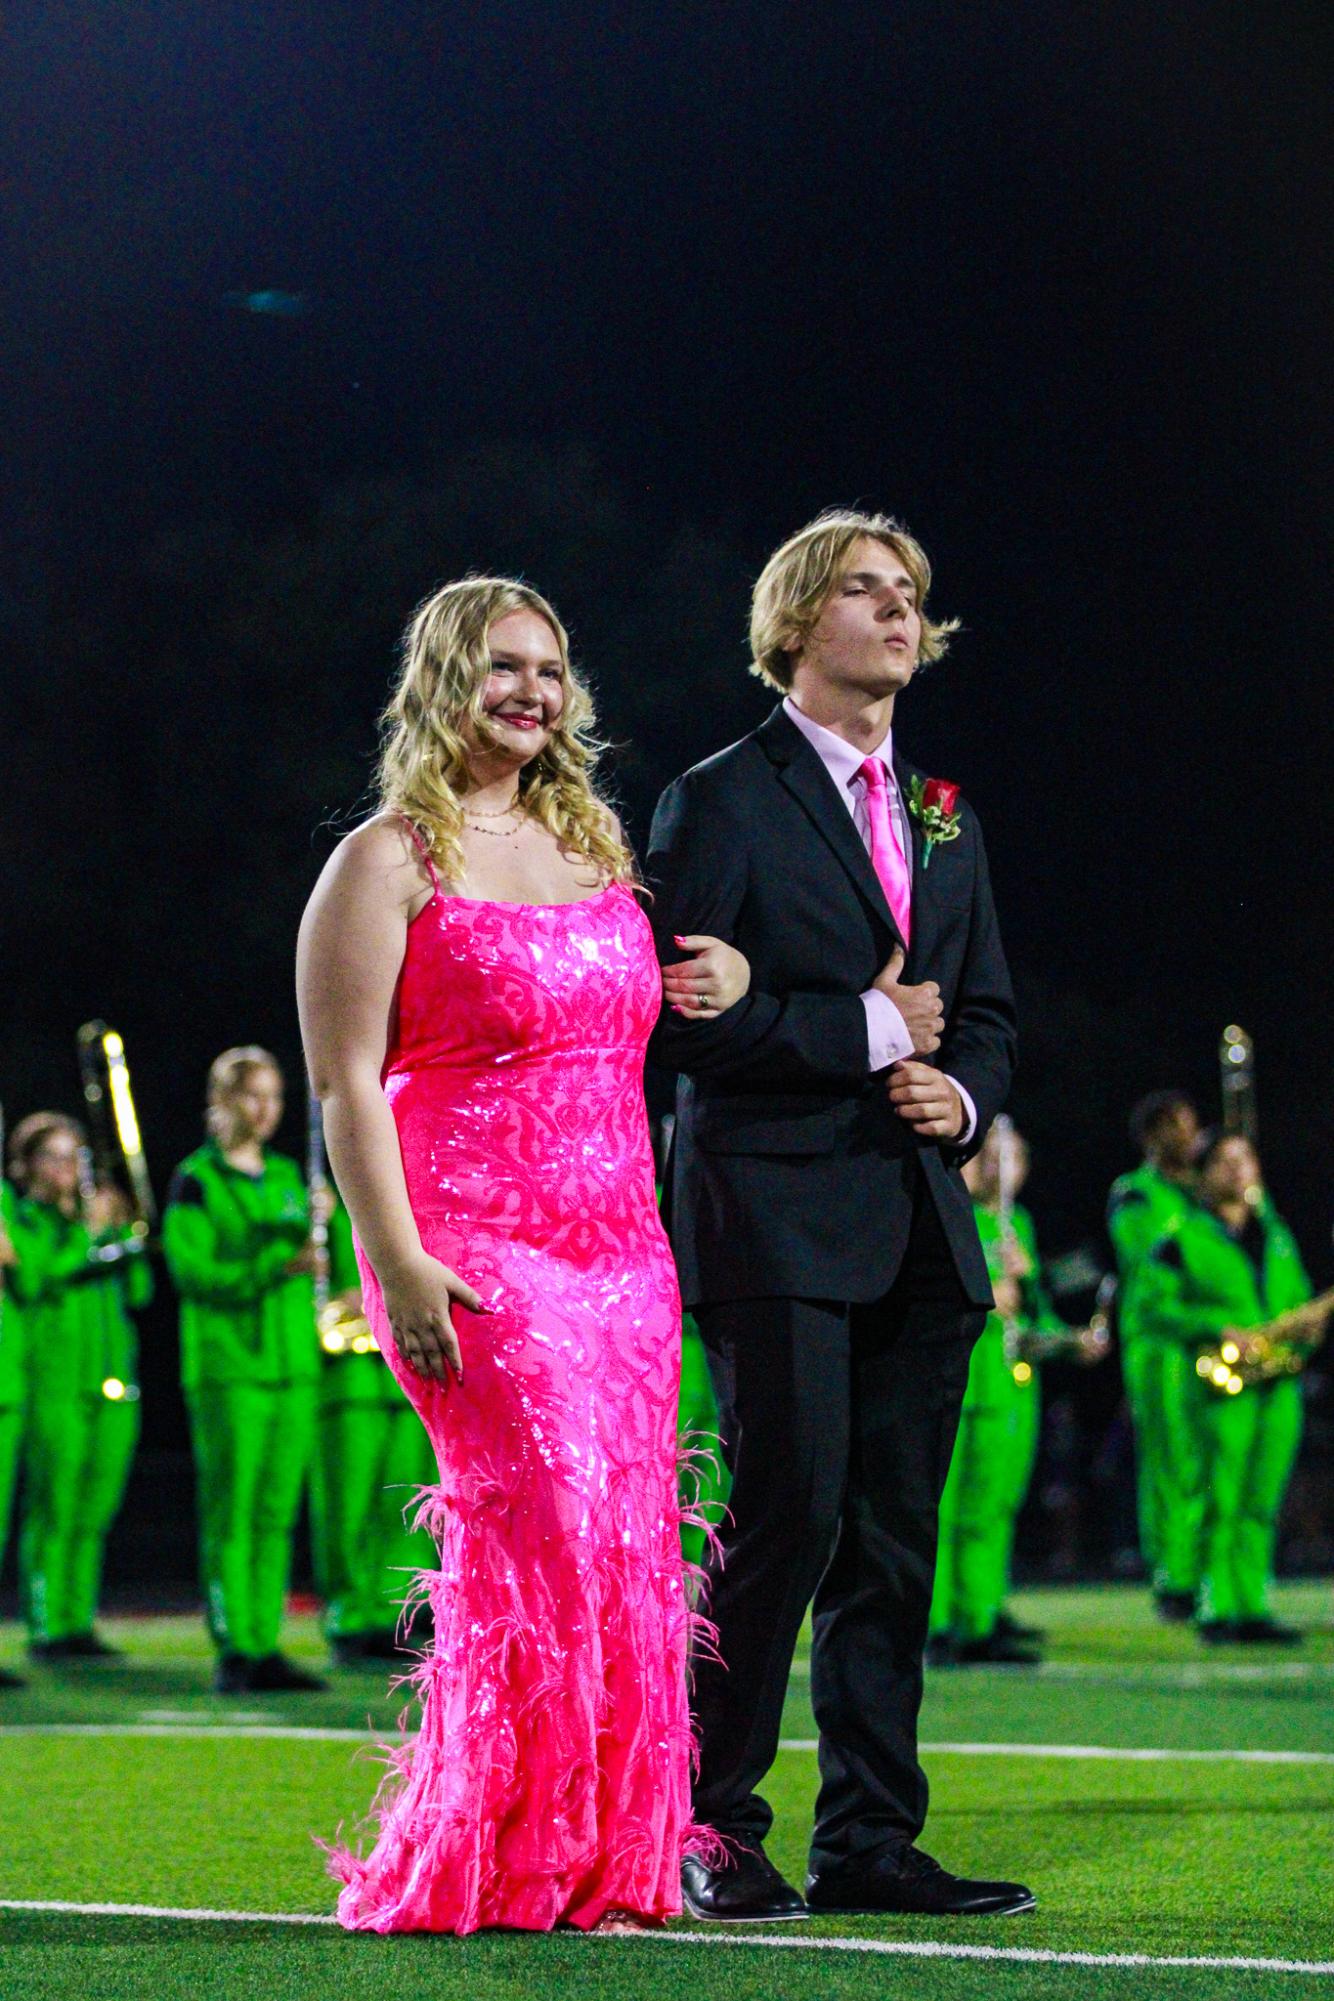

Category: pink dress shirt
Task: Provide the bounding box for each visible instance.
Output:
[782,697,977,1144]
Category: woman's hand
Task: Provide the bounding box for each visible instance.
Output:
[379,1251,488,1387]
[662,935,751,1019]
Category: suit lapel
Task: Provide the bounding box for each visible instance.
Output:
[895,751,936,978]
[757,706,905,950]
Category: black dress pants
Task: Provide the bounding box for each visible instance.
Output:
[691,1175,983,1872]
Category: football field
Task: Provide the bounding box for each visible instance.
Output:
[1,1582,1331,2001]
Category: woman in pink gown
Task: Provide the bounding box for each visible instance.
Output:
[297,577,743,1934]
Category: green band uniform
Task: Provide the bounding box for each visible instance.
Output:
[5,1193,148,1644]
[677,1309,730,1571]
[1123,1192,1309,1625]
[309,1203,436,1642]
[1108,1165,1198,1595]
[0,1182,31,1607]
[162,1143,317,1663]
[931,1199,1059,1644]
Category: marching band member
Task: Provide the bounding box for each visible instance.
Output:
[1125,1132,1313,1644]
[0,1157,27,1685]
[309,1199,436,1663]
[6,1113,148,1658]
[1107,1092,1203,1620]
[162,1048,325,1693]
[929,1122,1070,1665]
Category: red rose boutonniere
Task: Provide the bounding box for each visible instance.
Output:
[908,775,963,869]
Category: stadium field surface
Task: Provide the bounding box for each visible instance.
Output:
[1,1582,1331,2001]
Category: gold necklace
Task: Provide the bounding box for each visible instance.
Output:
[464,820,520,838]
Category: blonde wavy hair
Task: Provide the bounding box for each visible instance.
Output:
[207,1046,283,1149]
[377,577,633,890]
[750,509,960,691]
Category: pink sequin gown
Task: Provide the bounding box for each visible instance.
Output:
[331,876,706,1934]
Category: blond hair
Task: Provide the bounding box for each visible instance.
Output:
[750,509,960,692]
[207,1046,283,1149]
[377,576,633,890]
[8,1112,84,1188]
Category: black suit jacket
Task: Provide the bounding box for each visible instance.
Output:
[646,704,1016,1309]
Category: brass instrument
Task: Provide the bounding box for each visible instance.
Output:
[77,1021,156,1239]
[1219,1024,1256,1144]
[1196,1287,1334,1397]
[73,1030,147,1404]
[994,1117,1109,1382]
[307,1087,375,1356]
[1014,1274,1114,1373]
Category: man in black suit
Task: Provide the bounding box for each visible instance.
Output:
[648,509,1032,1921]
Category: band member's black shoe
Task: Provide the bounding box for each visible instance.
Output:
[924,1632,958,1668]
[682,1846,809,1922]
[0,1665,27,1688]
[1154,1590,1197,1624]
[1197,1619,1241,1645]
[1233,1617,1303,1647]
[954,1632,1042,1666]
[808,1845,1036,1917]
[212,1651,259,1693]
[994,1609,1047,1644]
[61,1630,122,1658]
[249,1652,328,1692]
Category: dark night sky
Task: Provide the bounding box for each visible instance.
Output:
[2,1,1331,1330]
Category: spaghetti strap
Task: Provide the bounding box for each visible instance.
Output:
[400,815,442,895]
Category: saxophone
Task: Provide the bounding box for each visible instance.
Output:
[1196,1287,1334,1396]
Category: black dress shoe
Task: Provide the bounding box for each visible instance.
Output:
[1197,1619,1241,1645]
[925,1632,958,1668]
[1154,1590,1197,1624]
[808,1845,1036,1917]
[249,1652,328,1691]
[1234,1617,1303,1647]
[954,1632,1042,1666]
[682,1846,809,1922]
[0,1665,27,1688]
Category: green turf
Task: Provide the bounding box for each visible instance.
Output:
[1,1583,1332,2000]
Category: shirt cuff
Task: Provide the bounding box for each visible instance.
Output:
[861,989,915,1071]
[945,1077,978,1145]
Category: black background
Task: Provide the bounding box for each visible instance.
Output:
[2,4,1330,1564]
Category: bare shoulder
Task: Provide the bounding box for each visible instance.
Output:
[310,813,433,920]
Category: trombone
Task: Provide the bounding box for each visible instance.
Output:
[74,1026,149,1405]
[77,1021,157,1241]
[1219,1024,1256,1144]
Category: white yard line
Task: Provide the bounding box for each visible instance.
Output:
[2,1899,1331,1975]
[797,1741,1334,1766]
[2,1723,1331,1764]
[786,1657,1334,1680]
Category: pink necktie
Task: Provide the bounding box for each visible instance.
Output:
[857,757,912,946]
